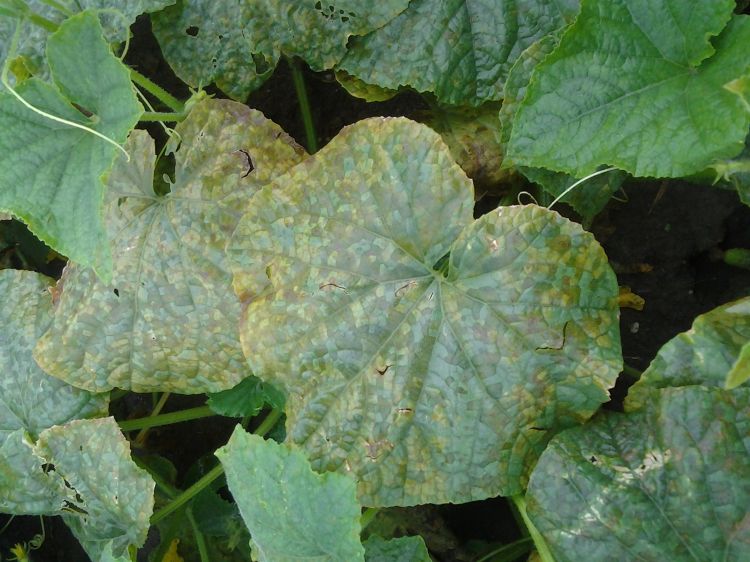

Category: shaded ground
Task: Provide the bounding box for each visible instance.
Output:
[2,14,750,562]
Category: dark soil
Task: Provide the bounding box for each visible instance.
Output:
[2,13,750,562]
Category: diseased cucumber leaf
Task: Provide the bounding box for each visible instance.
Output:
[0,269,108,514]
[363,535,431,562]
[0,1,175,81]
[228,118,622,505]
[207,375,286,418]
[33,417,155,560]
[727,341,750,390]
[216,427,365,562]
[339,0,579,106]
[626,296,750,410]
[152,0,409,101]
[34,99,306,393]
[0,12,142,281]
[507,0,750,178]
[526,386,750,562]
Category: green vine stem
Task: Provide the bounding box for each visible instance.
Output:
[150,408,283,525]
[139,110,187,122]
[511,495,556,562]
[119,405,215,432]
[288,57,318,153]
[187,506,210,562]
[359,507,379,530]
[129,69,184,113]
[135,392,171,446]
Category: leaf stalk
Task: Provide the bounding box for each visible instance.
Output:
[510,495,556,562]
[288,57,318,153]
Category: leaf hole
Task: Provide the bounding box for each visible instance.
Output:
[235,149,255,177]
[589,455,598,464]
[252,53,271,75]
[375,364,391,376]
[185,26,199,37]
[113,288,119,297]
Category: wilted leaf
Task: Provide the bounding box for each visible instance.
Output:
[507,0,750,178]
[217,427,365,562]
[364,535,431,562]
[0,269,107,514]
[34,417,155,559]
[229,117,622,505]
[339,0,579,106]
[34,99,306,393]
[207,375,285,418]
[526,386,750,561]
[0,12,142,280]
[626,296,750,410]
[152,0,409,100]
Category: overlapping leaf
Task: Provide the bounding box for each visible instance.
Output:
[0,1,174,82]
[34,99,306,393]
[626,296,750,410]
[507,0,750,178]
[339,0,579,106]
[152,0,409,100]
[217,427,365,562]
[526,386,750,561]
[228,117,622,505]
[0,269,107,513]
[207,375,285,418]
[0,12,142,280]
[34,417,155,560]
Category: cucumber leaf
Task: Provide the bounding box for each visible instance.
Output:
[0,269,108,514]
[507,0,750,178]
[216,427,365,562]
[363,535,431,562]
[228,118,622,505]
[152,0,409,101]
[726,341,750,390]
[207,375,286,418]
[626,296,750,410]
[339,0,579,106]
[526,386,750,562]
[33,417,155,560]
[34,99,306,393]
[0,12,142,281]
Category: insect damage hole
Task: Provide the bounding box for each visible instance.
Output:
[185,26,199,36]
[235,149,255,177]
[375,364,391,376]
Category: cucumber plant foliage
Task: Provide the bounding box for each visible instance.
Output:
[0,0,748,560]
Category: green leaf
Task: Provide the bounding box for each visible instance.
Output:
[0,269,107,514]
[507,1,750,178]
[339,0,579,106]
[526,386,750,562]
[0,11,142,280]
[363,535,431,562]
[216,427,365,562]
[626,297,750,410]
[34,99,306,393]
[33,417,155,559]
[228,118,622,505]
[726,341,750,390]
[0,0,175,80]
[207,375,286,418]
[152,0,409,100]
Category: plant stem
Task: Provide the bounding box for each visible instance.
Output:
[27,11,59,32]
[140,111,186,122]
[511,495,556,562]
[622,363,642,380]
[119,405,215,432]
[475,537,533,562]
[360,507,379,530]
[135,392,171,446]
[724,248,750,270]
[129,69,184,112]
[288,57,318,153]
[149,408,283,525]
[187,507,210,562]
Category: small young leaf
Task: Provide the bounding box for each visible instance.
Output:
[34,99,306,393]
[339,0,579,106]
[508,0,750,178]
[526,386,750,562]
[363,535,431,562]
[726,341,750,389]
[0,11,142,280]
[216,427,365,562]
[626,296,750,409]
[207,375,285,418]
[229,117,622,505]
